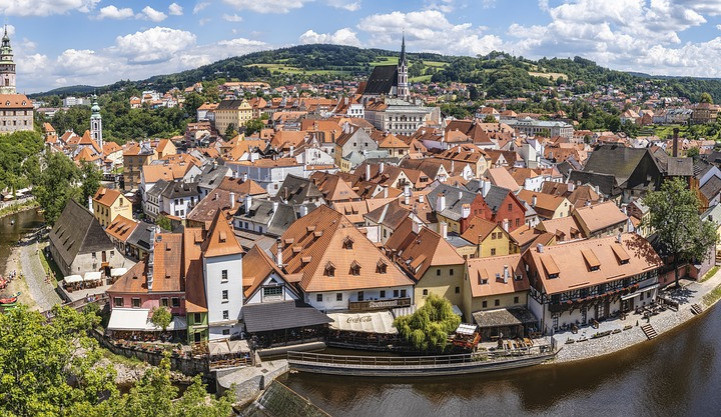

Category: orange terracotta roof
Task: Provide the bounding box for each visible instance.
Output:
[524,233,662,295]
[573,201,628,233]
[201,211,244,258]
[93,187,123,207]
[108,233,184,294]
[105,215,138,242]
[467,254,530,297]
[183,228,207,313]
[460,217,504,244]
[280,205,413,292]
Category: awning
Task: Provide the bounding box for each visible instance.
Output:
[455,323,478,335]
[110,268,128,277]
[243,300,332,333]
[83,271,102,281]
[107,308,150,331]
[621,284,660,300]
[328,310,398,334]
[208,340,250,356]
[64,275,82,284]
[472,307,538,329]
[146,316,187,331]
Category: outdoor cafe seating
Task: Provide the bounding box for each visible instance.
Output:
[63,272,103,292]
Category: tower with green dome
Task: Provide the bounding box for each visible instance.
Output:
[0,25,16,95]
[90,94,103,149]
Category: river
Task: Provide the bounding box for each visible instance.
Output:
[3,210,719,417]
[283,301,721,416]
[0,209,43,276]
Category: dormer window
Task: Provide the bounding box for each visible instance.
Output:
[324,262,335,277]
[350,261,361,276]
[376,260,387,274]
[343,237,354,250]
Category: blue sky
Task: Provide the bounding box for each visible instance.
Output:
[7,0,721,92]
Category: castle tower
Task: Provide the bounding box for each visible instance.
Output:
[90,94,103,150]
[0,26,16,95]
[396,34,409,100]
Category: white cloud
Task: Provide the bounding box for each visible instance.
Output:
[223,0,312,14]
[114,27,196,63]
[97,5,134,19]
[168,3,183,15]
[138,5,167,22]
[55,49,115,76]
[198,17,211,26]
[358,10,503,56]
[299,28,361,46]
[0,0,99,16]
[193,1,210,13]
[222,13,243,22]
[326,0,361,11]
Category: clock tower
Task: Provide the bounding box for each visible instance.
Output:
[0,26,16,95]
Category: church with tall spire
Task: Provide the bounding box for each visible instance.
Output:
[360,36,410,101]
[0,25,16,95]
[0,25,33,134]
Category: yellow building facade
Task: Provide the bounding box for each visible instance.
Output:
[92,187,132,228]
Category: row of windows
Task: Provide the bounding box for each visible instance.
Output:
[1,119,27,126]
[114,296,180,308]
[480,296,520,308]
[315,289,407,302]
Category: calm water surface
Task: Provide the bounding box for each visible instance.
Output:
[0,209,43,275]
[283,299,721,417]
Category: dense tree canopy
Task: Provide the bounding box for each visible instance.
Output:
[394,294,461,352]
[0,131,44,192]
[644,178,719,287]
[0,305,234,417]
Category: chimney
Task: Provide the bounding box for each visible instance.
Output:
[383,187,388,198]
[245,194,253,210]
[458,190,463,200]
[532,195,537,207]
[289,145,295,156]
[365,164,371,181]
[147,228,157,291]
[617,232,623,244]
[300,205,308,217]
[440,222,448,239]
[230,192,236,209]
[482,180,491,197]
[276,238,283,268]
[404,185,411,205]
[418,194,425,203]
[88,195,93,213]
[436,193,446,212]
[242,172,248,182]
[503,265,509,283]
[536,243,544,253]
[272,201,279,212]
[412,220,421,234]
[461,203,471,219]
[502,218,509,232]
[672,127,679,158]
[567,182,575,192]
[379,162,385,173]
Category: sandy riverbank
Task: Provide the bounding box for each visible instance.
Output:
[549,269,721,364]
[2,243,37,309]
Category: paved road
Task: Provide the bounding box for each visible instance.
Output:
[19,235,61,311]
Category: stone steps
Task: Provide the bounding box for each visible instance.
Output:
[641,323,658,340]
[691,304,704,315]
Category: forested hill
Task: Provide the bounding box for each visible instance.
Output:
[30,44,721,102]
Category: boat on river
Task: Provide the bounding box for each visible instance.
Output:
[0,292,21,305]
[287,345,558,377]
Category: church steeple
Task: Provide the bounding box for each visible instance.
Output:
[90,93,103,151]
[0,25,16,95]
[396,33,409,100]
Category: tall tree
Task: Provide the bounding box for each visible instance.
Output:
[224,123,237,139]
[393,294,461,352]
[80,161,103,204]
[700,92,713,104]
[34,151,81,225]
[644,178,718,287]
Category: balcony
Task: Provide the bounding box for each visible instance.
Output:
[348,297,411,312]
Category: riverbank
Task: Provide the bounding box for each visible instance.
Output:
[0,198,37,220]
[551,268,721,364]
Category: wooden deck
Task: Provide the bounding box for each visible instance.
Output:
[287,345,558,377]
